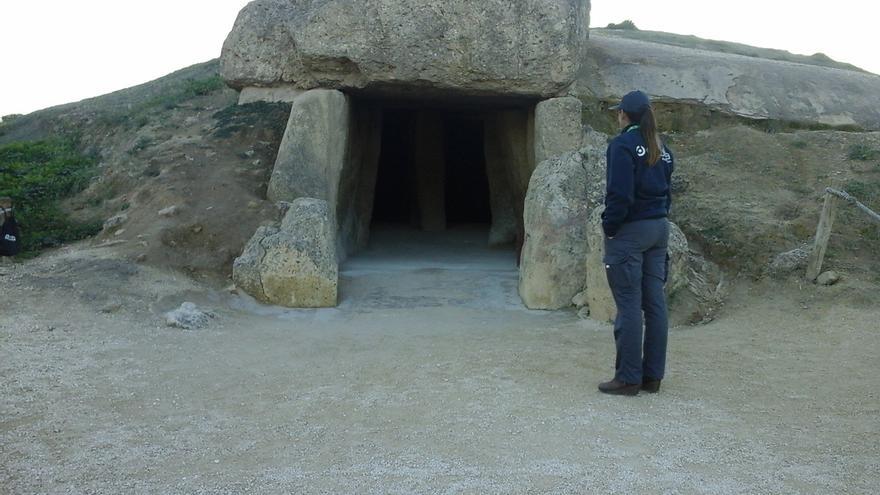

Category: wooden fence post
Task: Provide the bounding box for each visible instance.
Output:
[806,185,840,281]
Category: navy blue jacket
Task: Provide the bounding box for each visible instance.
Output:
[602,124,674,237]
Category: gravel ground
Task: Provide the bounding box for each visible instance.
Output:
[1,235,878,494]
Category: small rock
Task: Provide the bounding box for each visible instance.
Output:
[243,150,255,158]
[571,290,589,309]
[247,201,260,210]
[817,270,840,286]
[252,159,262,166]
[192,225,203,234]
[577,307,591,320]
[100,302,123,314]
[165,302,213,330]
[768,246,810,276]
[103,214,128,231]
[114,229,126,237]
[135,253,148,263]
[158,205,180,217]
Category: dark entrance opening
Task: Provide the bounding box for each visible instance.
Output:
[443,117,491,225]
[372,110,417,225]
[370,109,492,231]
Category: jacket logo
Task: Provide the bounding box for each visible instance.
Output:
[635,146,647,157]
[661,150,672,163]
[3,234,15,242]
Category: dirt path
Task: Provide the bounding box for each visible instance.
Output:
[1,244,878,494]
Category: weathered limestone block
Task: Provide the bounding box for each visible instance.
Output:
[221,0,590,98]
[233,198,338,308]
[519,150,590,309]
[238,86,304,105]
[485,146,518,246]
[337,105,383,256]
[267,89,350,207]
[518,133,607,309]
[484,110,534,247]
[584,208,726,325]
[534,97,584,165]
[582,32,880,130]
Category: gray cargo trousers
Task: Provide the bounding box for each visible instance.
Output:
[603,218,670,385]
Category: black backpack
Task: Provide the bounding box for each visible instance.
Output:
[1,209,21,256]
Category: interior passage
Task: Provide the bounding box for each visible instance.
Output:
[371,109,491,230]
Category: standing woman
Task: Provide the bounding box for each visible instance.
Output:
[599,90,674,396]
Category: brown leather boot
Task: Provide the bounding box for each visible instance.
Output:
[598,379,640,396]
[641,378,662,393]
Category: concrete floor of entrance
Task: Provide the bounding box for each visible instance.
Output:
[339,225,522,310]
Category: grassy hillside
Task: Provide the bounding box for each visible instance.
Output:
[0,59,292,278]
[593,28,869,74]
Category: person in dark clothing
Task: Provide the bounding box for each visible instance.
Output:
[598,90,675,396]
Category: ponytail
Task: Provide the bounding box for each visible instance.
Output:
[626,106,663,165]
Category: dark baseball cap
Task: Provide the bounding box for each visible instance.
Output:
[609,90,651,114]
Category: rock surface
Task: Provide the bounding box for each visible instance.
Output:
[581,32,880,130]
[768,246,811,276]
[233,198,338,308]
[584,208,726,325]
[534,97,584,165]
[221,0,590,97]
[518,133,610,310]
[267,89,350,206]
[817,270,840,286]
[519,150,592,310]
[102,214,128,231]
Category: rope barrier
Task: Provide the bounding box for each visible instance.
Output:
[825,188,880,225]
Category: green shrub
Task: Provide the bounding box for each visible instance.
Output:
[606,20,639,30]
[0,138,102,255]
[183,76,226,97]
[847,143,879,161]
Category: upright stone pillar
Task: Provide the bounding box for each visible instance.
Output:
[338,105,383,256]
[518,151,590,310]
[534,96,583,165]
[414,112,446,231]
[484,110,533,248]
[267,89,351,210]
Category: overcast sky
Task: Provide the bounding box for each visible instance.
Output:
[1,0,878,118]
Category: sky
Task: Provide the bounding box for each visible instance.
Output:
[1,0,878,118]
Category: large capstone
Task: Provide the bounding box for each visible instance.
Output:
[233,198,338,308]
[221,0,590,98]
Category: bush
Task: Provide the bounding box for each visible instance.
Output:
[0,139,102,255]
[847,143,879,161]
[606,20,639,30]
